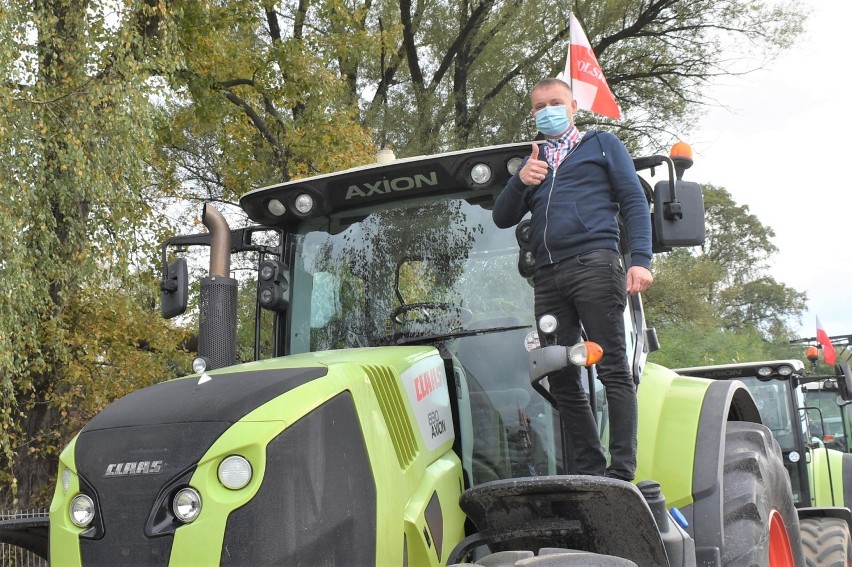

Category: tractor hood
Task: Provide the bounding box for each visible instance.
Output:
[82,366,327,432]
[71,366,327,565]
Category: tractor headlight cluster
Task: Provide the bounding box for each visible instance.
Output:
[257,259,290,312]
[757,366,773,377]
[568,342,604,368]
[218,455,253,490]
[265,190,323,219]
[507,157,523,176]
[192,357,209,374]
[294,193,314,214]
[173,488,202,524]
[70,494,95,528]
[777,365,793,376]
[515,220,536,278]
[267,198,287,217]
[538,314,558,335]
[470,163,492,185]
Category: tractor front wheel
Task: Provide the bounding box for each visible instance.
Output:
[721,421,804,567]
[800,516,852,567]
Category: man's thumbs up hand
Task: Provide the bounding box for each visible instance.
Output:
[519,143,548,186]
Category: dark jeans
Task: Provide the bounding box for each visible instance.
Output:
[533,249,637,480]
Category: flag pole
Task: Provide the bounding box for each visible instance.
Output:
[566,11,572,90]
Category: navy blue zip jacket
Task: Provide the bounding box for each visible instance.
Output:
[493,130,652,270]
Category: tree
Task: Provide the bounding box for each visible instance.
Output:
[644,186,807,367]
[154,0,378,224]
[155,0,807,210]
[345,0,807,153]
[0,0,192,507]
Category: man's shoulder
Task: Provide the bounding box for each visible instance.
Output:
[583,129,622,145]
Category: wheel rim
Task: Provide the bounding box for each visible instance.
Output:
[767,509,795,567]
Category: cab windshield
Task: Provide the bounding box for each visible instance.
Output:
[290,198,535,350]
[288,197,566,483]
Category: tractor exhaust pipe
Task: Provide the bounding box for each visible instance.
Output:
[198,203,238,370]
[204,203,231,277]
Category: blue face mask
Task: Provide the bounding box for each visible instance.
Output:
[534,105,570,136]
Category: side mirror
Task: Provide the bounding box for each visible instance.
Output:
[835,362,852,402]
[652,179,705,251]
[161,257,188,319]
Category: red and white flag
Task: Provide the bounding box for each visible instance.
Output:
[816,316,837,366]
[564,14,621,119]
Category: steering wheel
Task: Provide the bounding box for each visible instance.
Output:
[391,302,473,325]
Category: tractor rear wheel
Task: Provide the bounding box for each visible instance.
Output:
[800,517,852,567]
[721,421,804,567]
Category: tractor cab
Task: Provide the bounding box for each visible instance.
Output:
[210,142,708,564]
[803,378,851,452]
[161,141,705,489]
[286,191,556,484]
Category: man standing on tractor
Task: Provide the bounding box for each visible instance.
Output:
[492,78,653,481]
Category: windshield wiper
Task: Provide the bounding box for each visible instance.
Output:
[393,324,532,346]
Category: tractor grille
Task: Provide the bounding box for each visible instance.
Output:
[74,366,328,565]
[221,392,376,565]
[364,364,419,468]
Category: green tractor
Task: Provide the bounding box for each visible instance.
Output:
[675,360,852,565]
[0,142,813,565]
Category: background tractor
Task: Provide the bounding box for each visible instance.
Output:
[0,141,820,565]
[675,359,852,565]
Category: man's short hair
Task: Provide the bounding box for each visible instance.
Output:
[532,78,572,94]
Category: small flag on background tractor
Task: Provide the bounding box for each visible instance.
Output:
[816,315,837,365]
[563,13,621,120]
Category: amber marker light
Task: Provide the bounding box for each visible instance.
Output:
[670,141,693,161]
[806,346,820,363]
[568,341,604,367]
[670,141,694,179]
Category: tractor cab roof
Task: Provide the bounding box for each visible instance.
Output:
[676,360,806,381]
[240,143,531,228]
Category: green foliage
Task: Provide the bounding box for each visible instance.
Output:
[155,0,378,215]
[649,325,806,369]
[0,0,192,506]
[338,0,807,153]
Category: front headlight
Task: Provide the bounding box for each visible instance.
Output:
[70,494,95,527]
[218,456,252,490]
[173,487,202,523]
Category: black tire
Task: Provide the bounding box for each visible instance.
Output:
[800,517,852,567]
[721,421,805,567]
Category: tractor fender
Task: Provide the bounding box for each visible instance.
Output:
[636,364,760,513]
[682,380,761,557]
[636,370,760,563]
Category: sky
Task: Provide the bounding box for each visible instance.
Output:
[685,0,852,343]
